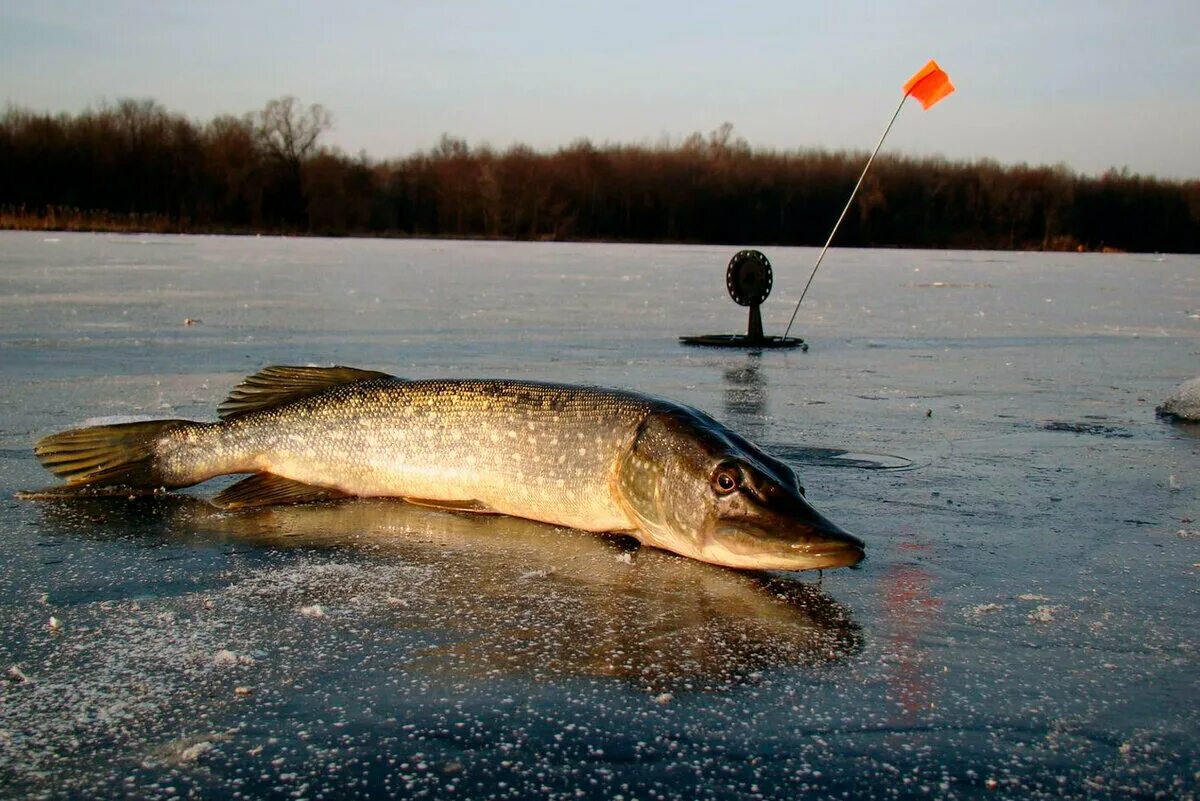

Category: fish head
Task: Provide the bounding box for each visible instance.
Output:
[616,405,865,571]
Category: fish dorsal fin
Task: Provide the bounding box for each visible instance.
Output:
[218,365,393,420]
[213,473,351,508]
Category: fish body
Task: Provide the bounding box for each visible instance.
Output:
[25,366,865,571]
[160,377,649,532]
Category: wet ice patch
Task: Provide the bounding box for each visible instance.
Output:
[1040,421,1132,438]
[768,444,918,472]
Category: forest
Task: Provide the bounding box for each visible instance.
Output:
[1,97,1197,253]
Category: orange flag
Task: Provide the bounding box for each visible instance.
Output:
[903,60,954,110]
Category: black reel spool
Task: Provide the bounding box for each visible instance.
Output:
[679,249,806,349]
[726,250,772,339]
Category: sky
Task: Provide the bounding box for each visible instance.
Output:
[2,1,1198,178]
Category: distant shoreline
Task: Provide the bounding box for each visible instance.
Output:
[4,98,1195,254]
[0,214,1138,254]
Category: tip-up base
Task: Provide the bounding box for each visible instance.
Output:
[679,334,808,350]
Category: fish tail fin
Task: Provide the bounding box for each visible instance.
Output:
[21,420,193,498]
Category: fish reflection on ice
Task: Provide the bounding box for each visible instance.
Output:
[38,497,862,690]
[723,356,767,427]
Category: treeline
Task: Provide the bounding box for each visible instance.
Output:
[2,98,1198,252]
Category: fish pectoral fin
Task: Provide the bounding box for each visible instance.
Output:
[213,473,351,508]
[218,365,395,420]
[401,497,500,515]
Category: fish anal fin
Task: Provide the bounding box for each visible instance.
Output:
[213,473,351,508]
[402,497,500,515]
[218,365,395,420]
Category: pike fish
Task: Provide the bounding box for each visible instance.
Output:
[23,366,865,571]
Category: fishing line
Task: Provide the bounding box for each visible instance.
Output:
[782,96,907,340]
[782,60,954,341]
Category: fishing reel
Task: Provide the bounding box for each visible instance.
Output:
[725,250,773,339]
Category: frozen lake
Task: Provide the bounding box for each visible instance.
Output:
[1,231,1197,799]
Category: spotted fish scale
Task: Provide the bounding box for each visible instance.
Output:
[156,378,653,532]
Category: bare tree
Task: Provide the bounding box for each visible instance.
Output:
[251,96,331,165]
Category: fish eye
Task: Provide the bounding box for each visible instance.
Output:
[712,466,740,494]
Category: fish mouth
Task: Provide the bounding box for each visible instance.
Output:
[706,523,865,571]
[798,515,865,567]
[706,505,865,572]
[796,539,866,570]
[787,516,866,570]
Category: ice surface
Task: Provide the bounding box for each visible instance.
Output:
[1,232,1197,799]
